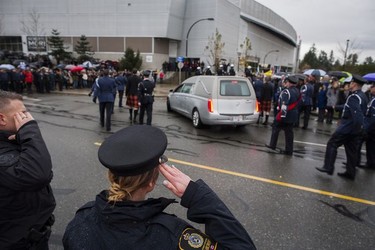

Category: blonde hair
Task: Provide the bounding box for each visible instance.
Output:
[107,168,159,202]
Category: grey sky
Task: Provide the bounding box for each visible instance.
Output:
[256,0,375,63]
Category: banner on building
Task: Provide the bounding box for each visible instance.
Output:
[26,36,47,52]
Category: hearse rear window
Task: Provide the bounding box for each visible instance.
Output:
[220,80,251,96]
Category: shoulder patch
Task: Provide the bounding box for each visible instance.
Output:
[179,227,217,250]
[0,153,19,168]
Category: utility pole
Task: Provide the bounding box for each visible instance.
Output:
[343,39,350,69]
[295,39,301,73]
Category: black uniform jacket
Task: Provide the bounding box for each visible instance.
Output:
[337,89,368,134]
[63,179,256,250]
[138,79,155,105]
[0,121,55,247]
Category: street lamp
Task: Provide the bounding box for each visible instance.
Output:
[185,18,215,58]
[263,49,279,67]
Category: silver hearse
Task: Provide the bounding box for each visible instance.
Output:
[167,76,259,128]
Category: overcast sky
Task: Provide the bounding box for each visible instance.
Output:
[256,0,375,63]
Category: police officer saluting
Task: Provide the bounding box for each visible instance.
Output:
[63,125,256,249]
[266,75,300,155]
[316,74,368,180]
[0,91,55,249]
[138,70,155,125]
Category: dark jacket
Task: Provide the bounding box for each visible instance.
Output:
[63,180,256,250]
[0,121,55,248]
[300,83,314,106]
[115,75,127,92]
[253,79,263,100]
[126,74,142,96]
[337,89,368,134]
[138,79,155,105]
[365,96,375,132]
[95,76,116,103]
[260,81,273,102]
[276,86,300,124]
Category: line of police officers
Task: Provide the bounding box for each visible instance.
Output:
[266,73,374,181]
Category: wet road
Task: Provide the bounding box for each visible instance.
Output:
[23,94,375,249]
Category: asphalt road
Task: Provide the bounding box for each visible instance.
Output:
[22,93,375,250]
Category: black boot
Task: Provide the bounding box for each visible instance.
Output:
[133,110,138,123]
[129,109,133,121]
[263,115,269,125]
[257,114,262,124]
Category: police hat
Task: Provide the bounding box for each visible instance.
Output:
[285,75,298,84]
[143,70,151,77]
[351,74,367,85]
[98,125,168,176]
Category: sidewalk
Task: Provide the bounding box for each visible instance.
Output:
[51,82,177,97]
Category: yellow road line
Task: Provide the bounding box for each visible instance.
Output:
[169,158,375,206]
[94,142,374,206]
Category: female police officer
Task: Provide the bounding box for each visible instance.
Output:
[63,125,256,249]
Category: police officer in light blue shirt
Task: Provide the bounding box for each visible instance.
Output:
[316,74,368,180]
[115,72,127,107]
[94,69,116,131]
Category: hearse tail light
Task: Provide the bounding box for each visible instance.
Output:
[256,101,260,112]
[208,99,214,113]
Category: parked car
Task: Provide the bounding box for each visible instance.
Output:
[167,76,259,128]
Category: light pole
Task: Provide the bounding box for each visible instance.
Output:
[185,18,214,59]
[263,49,279,69]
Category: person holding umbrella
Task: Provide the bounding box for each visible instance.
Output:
[316,75,368,180]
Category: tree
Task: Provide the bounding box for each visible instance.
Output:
[204,28,225,70]
[47,29,71,64]
[118,48,142,70]
[300,44,319,70]
[74,35,94,63]
[328,50,335,66]
[364,56,374,65]
[347,53,359,66]
[318,50,331,71]
[20,8,46,54]
[337,39,362,68]
[239,36,252,67]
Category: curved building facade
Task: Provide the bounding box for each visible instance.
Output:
[0,0,297,72]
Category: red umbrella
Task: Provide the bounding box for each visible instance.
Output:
[70,66,84,72]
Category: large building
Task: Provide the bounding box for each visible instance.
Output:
[0,0,297,72]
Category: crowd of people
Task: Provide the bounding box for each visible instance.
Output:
[1,60,374,248]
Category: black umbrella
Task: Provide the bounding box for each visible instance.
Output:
[292,74,307,80]
[328,71,349,78]
[56,64,66,69]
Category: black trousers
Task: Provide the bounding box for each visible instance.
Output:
[269,122,294,154]
[297,105,311,128]
[366,131,375,168]
[323,131,361,176]
[326,106,334,123]
[118,90,124,107]
[99,102,114,130]
[139,103,153,125]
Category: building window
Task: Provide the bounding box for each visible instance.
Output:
[0,36,22,52]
